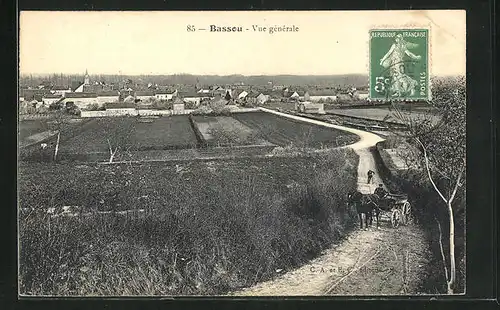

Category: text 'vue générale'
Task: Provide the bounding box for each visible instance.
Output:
[187,25,300,34]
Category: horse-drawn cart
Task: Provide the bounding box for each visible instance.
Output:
[348,190,413,229]
[379,193,412,228]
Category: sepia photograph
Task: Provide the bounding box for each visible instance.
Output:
[18,10,466,297]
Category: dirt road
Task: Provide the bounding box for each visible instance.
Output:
[229,109,429,296]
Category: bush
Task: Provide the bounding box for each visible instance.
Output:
[152,100,173,110]
[373,143,465,294]
[87,103,104,111]
[184,101,198,109]
[191,106,213,115]
[19,150,359,296]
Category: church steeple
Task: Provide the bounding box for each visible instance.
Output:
[84,69,90,85]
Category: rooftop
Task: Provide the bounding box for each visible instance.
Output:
[178,92,213,98]
[155,90,177,95]
[51,86,71,91]
[307,90,337,96]
[65,92,97,98]
[42,94,63,99]
[97,91,120,96]
[135,91,155,96]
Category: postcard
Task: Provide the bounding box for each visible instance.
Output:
[18,10,466,297]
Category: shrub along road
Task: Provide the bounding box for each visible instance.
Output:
[229,109,430,296]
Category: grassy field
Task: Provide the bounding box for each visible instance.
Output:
[20,116,200,162]
[18,120,50,141]
[19,118,87,145]
[233,112,359,148]
[19,149,359,296]
[60,116,198,153]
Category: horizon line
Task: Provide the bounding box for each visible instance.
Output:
[20,72,369,77]
[19,72,462,78]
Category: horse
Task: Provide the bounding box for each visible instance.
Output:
[347,191,381,229]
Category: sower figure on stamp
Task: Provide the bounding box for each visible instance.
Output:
[367,170,375,184]
[379,33,422,98]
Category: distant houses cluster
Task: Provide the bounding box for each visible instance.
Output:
[19,70,370,115]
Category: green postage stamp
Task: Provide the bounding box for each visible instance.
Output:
[369,29,430,101]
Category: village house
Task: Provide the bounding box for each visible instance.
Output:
[353,89,369,100]
[135,90,155,102]
[20,89,49,102]
[179,92,212,105]
[211,86,227,97]
[73,84,85,93]
[51,86,72,96]
[284,90,306,101]
[214,88,233,100]
[296,101,325,114]
[173,103,185,114]
[256,93,270,104]
[172,97,186,114]
[63,92,99,110]
[306,90,338,102]
[260,90,284,101]
[336,93,354,101]
[119,89,134,100]
[237,90,249,100]
[242,90,260,104]
[155,89,178,100]
[42,93,63,106]
[73,69,91,93]
[289,91,301,100]
[83,83,111,93]
[230,89,239,99]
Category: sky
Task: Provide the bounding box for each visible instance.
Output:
[19,10,466,76]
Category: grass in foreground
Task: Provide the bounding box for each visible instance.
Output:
[19,149,359,296]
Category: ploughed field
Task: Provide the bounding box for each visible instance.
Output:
[233,112,357,148]
[191,115,274,147]
[19,112,358,162]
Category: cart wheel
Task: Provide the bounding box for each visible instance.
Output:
[402,202,412,225]
[400,206,407,225]
[391,209,401,228]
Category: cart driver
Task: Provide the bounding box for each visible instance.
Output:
[374,184,388,199]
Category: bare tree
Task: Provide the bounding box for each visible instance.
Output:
[388,76,466,293]
[47,110,72,161]
[102,118,135,163]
